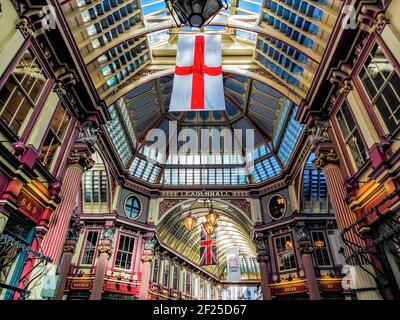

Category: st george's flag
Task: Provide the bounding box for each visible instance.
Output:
[169,34,226,112]
[199,224,218,266]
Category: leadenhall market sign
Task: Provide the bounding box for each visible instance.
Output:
[160,191,250,198]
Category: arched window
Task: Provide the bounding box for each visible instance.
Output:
[301,153,331,213]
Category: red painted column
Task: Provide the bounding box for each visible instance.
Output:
[313,149,382,300]
[90,239,112,300]
[55,240,77,300]
[138,253,153,300]
[41,149,94,264]
[300,248,321,300]
[257,254,272,300]
[139,234,156,300]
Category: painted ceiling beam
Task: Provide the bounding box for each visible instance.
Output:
[82,15,322,64]
[105,65,303,106]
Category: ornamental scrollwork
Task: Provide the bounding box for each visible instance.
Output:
[312,150,339,170]
[67,150,95,170]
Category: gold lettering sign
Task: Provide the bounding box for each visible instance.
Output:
[160,191,250,197]
[17,191,43,222]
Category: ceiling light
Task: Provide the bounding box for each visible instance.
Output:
[203,222,217,235]
[183,214,197,231]
[165,0,228,28]
[205,208,219,227]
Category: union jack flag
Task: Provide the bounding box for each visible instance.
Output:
[199,224,218,266]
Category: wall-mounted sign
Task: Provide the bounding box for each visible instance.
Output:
[17,190,44,223]
[160,191,250,198]
[69,280,92,290]
[273,282,307,296]
[319,280,343,292]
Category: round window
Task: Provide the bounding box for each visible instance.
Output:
[268,194,286,220]
[124,195,141,220]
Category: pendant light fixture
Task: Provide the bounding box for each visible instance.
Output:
[203,221,217,235]
[164,0,228,28]
[183,213,197,231]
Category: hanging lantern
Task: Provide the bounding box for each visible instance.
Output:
[205,208,219,227]
[183,214,197,231]
[203,222,216,235]
[165,0,228,28]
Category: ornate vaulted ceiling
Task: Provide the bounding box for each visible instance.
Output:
[60,0,342,186]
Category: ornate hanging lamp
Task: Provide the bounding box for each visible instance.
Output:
[203,221,217,235]
[165,0,228,28]
[183,213,197,231]
[205,206,218,227]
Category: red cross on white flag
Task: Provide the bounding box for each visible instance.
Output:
[169,34,226,112]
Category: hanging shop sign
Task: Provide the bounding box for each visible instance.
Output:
[225,248,241,282]
[17,190,44,223]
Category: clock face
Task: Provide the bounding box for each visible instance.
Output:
[268,195,286,220]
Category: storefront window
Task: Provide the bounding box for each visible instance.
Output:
[274,234,296,272]
[38,103,71,169]
[359,43,400,133]
[0,49,47,134]
[336,102,368,169]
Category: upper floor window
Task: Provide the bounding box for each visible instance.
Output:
[162,260,170,288]
[0,49,48,134]
[152,256,159,284]
[359,43,400,133]
[84,169,107,203]
[38,103,71,170]
[185,270,191,295]
[336,102,368,169]
[172,265,179,291]
[311,231,331,267]
[81,230,99,265]
[274,234,296,272]
[115,234,135,270]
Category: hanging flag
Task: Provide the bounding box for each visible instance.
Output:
[169,34,226,112]
[225,248,241,282]
[199,224,218,266]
